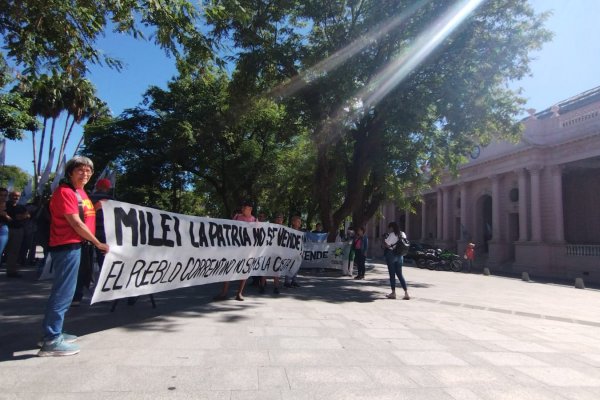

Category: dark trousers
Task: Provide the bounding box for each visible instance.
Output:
[6,227,24,275]
[73,243,94,301]
[355,249,366,277]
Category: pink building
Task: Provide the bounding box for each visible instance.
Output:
[367,86,600,284]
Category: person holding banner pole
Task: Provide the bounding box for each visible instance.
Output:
[89,178,114,271]
[284,215,303,288]
[38,156,109,357]
[214,200,256,301]
[259,212,284,295]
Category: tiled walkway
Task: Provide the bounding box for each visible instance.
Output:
[1,262,599,399]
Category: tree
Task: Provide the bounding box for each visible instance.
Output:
[0,165,30,190]
[83,67,297,217]
[204,0,551,237]
[0,59,39,140]
[0,0,211,78]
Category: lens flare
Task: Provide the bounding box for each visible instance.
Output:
[361,0,486,109]
[269,0,431,99]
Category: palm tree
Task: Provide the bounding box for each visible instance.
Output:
[22,74,65,177]
[57,77,97,170]
[72,98,111,156]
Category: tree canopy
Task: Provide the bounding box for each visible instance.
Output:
[201,0,551,234]
[1,0,551,235]
[0,0,211,77]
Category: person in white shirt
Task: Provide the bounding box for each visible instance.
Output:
[382,222,410,300]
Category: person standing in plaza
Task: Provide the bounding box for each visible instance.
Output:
[5,191,30,277]
[214,199,256,301]
[352,227,368,279]
[38,156,109,357]
[89,178,114,272]
[0,188,9,264]
[464,242,475,273]
[284,214,303,288]
[383,222,409,300]
[345,225,355,276]
[259,212,284,295]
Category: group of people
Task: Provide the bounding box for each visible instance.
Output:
[4,155,415,358]
[0,189,35,278]
[213,201,303,302]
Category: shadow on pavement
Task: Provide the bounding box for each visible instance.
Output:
[0,262,432,362]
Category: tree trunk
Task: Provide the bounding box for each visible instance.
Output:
[37,118,48,176]
[48,117,57,166]
[327,115,383,236]
[57,114,75,172]
[31,129,38,191]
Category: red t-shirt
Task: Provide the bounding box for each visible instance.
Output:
[49,184,96,247]
[465,247,475,260]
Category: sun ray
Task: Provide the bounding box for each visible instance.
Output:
[362,0,486,109]
[269,0,432,99]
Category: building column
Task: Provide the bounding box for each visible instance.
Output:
[442,187,451,241]
[491,175,501,241]
[551,165,565,242]
[436,189,443,240]
[405,209,411,237]
[460,183,468,240]
[517,168,529,241]
[420,199,427,241]
[529,166,542,242]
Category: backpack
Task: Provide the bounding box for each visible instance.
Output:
[393,233,410,256]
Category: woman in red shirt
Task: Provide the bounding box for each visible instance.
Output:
[38,157,109,357]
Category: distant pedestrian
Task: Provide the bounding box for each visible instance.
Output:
[345,225,355,276]
[5,191,30,278]
[312,223,323,233]
[383,222,409,300]
[0,188,9,263]
[284,215,303,288]
[464,242,475,273]
[353,227,368,280]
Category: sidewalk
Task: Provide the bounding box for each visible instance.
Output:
[1,262,600,399]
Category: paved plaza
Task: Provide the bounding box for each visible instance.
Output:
[1,261,600,400]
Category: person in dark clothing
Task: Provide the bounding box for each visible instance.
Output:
[72,178,113,305]
[352,227,368,280]
[89,178,113,271]
[5,191,31,277]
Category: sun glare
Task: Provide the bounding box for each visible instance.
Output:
[270,0,432,99]
[362,0,486,109]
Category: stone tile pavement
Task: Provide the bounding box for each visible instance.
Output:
[1,261,600,399]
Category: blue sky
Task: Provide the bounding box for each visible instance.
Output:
[5,0,600,178]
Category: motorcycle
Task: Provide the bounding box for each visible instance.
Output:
[417,248,462,272]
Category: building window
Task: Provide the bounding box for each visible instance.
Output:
[509,188,519,202]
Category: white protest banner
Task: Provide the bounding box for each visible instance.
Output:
[91,200,303,303]
[301,241,351,270]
